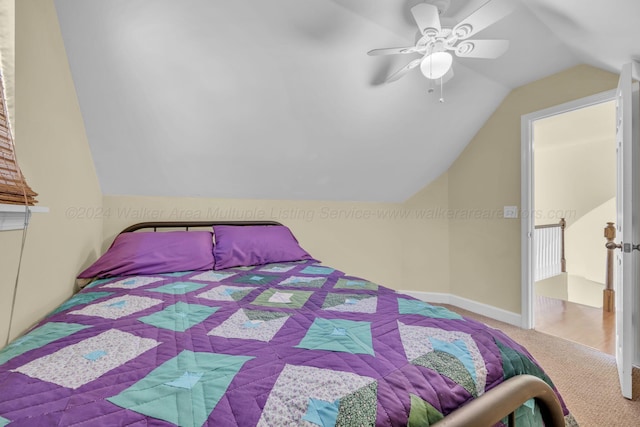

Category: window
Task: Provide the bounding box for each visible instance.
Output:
[0,69,37,205]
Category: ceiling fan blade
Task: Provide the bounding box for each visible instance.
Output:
[385,58,422,83]
[454,39,509,58]
[367,46,420,56]
[411,3,441,36]
[452,0,516,40]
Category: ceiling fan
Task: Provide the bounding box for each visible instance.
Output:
[368,0,515,89]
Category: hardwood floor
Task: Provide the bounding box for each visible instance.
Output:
[534,295,615,355]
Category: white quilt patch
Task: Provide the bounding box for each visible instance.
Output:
[69,295,163,319]
[14,329,159,389]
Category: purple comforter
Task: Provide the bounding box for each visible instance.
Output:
[0,260,575,426]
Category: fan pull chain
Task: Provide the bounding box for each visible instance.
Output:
[439,77,445,103]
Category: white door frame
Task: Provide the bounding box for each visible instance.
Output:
[520,89,616,330]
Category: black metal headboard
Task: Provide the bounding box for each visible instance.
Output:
[119,221,284,234]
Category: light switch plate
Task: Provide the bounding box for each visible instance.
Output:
[504,206,518,219]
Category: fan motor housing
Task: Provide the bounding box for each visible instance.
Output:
[427,0,451,15]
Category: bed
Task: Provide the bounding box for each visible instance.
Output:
[0,221,576,427]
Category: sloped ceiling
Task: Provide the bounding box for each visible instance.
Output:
[52,0,639,202]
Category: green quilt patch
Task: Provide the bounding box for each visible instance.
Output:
[0,416,9,426]
[244,309,289,322]
[334,278,378,291]
[50,292,113,315]
[108,350,253,427]
[138,302,219,332]
[501,398,543,427]
[278,276,327,288]
[323,293,371,308]
[251,289,313,309]
[232,266,255,271]
[413,351,477,397]
[0,322,91,365]
[335,382,378,427]
[296,318,374,356]
[398,299,463,320]
[495,339,553,387]
[408,394,444,426]
[149,281,208,295]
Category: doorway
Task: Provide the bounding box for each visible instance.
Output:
[532,99,616,353]
[521,89,617,355]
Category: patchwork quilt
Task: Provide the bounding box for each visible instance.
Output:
[0,261,576,426]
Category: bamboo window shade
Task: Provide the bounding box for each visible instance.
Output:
[0,71,37,205]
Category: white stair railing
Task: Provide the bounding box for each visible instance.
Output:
[534,218,566,282]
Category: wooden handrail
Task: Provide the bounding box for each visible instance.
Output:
[603,222,616,312]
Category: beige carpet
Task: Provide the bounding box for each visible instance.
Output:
[443,305,640,427]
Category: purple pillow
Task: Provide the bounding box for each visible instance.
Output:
[78,231,214,278]
[213,225,314,270]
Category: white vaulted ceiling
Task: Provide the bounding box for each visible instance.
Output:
[52,0,640,202]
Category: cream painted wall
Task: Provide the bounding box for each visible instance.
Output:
[535,132,616,284]
[448,65,618,314]
[534,99,616,226]
[102,173,450,293]
[565,197,616,284]
[401,172,450,293]
[102,196,405,289]
[0,0,103,344]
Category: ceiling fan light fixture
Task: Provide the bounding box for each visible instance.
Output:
[420,51,453,80]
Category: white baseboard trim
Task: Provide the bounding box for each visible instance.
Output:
[400,291,522,327]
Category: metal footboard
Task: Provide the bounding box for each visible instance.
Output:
[434,374,565,427]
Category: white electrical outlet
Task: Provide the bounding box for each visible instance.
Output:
[504,206,518,219]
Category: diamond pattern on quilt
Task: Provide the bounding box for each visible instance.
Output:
[397,322,487,396]
[208,308,290,342]
[257,364,375,427]
[160,271,193,277]
[197,285,257,302]
[278,276,327,288]
[138,302,219,332]
[232,274,279,286]
[148,281,208,295]
[102,276,164,289]
[300,266,334,275]
[296,318,374,355]
[14,329,159,389]
[69,295,163,319]
[108,350,253,427]
[190,271,237,282]
[50,292,113,315]
[322,293,378,314]
[334,278,378,291]
[259,264,296,273]
[0,322,91,366]
[251,289,313,309]
[398,298,463,320]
